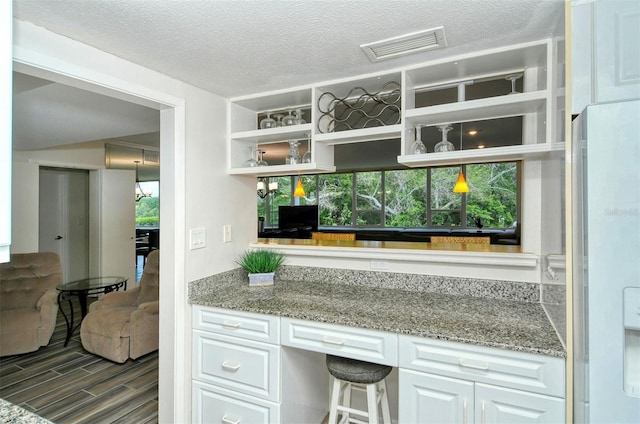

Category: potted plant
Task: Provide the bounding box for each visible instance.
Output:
[235,249,285,286]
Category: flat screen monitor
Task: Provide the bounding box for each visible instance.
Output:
[278,205,318,231]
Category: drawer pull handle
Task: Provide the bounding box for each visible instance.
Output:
[459,359,489,371]
[222,361,241,372]
[322,336,345,346]
[463,399,467,424]
[222,415,240,424]
[222,320,241,329]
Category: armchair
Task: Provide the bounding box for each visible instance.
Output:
[80,250,159,363]
[0,252,61,357]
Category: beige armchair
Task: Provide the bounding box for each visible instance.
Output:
[80,250,159,363]
[0,252,61,357]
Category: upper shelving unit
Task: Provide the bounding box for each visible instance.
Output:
[227,39,559,176]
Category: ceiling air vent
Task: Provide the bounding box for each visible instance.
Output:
[360,27,447,62]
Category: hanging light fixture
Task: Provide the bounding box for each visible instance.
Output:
[135,161,152,202]
[293,179,306,197]
[453,124,470,193]
[257,178,278,198]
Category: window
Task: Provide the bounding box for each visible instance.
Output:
[259,161,519,231]
[135,181,159,227]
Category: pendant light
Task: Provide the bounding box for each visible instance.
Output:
[135,161,152,201]
[293,179,306,197]
[453,124,470,193]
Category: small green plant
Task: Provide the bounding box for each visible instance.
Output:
[235,249,285,274]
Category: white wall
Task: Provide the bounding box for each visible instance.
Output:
[0,2,12,262]
[13,19,238,423]
[10,160,39,253]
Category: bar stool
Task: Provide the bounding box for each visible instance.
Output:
[326,354,392,424]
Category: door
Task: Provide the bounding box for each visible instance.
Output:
[91,168,135,285]
[39,167,89,282]
[399,369,474,424]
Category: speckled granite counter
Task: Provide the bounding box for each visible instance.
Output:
[0,399,52,424]
[189,267,565,358]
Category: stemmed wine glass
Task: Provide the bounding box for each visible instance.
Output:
[295,109,306,125]
[302,138,312,163]
[274,114,284,127]
[285,140,301,165]
[434,124,455,152]
[505,73,523,95]
[260,112,276,129]
[256,150,268,166]
[244,146,258,167]
[282,110,297,126]
[410,125,427,155]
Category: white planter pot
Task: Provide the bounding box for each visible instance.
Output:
[248,272,275,286]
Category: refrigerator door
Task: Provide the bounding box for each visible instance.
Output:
[573,100,640,423]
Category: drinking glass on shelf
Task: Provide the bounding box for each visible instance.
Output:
[410,125,427,155]
[244,146,258,167]
[302,138,312,163]
[434,124,455,152]
[282,110,297,126]
[257,150,268,166]
[294,109,306,125]
[285,140,302,165]
[505,73,523,95]
[274,114,284,127]
[259,112,276,129]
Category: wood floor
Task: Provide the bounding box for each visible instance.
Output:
[0,298,158,423]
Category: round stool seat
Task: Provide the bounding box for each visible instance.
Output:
[326,354,392,384]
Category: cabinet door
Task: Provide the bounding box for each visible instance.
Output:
[475,383,564,424]
[399,369,474,424]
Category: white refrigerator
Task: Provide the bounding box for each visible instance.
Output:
[572,99,640,423]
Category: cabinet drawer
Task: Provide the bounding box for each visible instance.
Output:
[281,318,397,366]
[399,335,565,397]
[193,330,280,402]
[475,383,565,423]
[193,381,280,424]
[193,305,279,344]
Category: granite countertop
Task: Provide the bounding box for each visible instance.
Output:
[189,271,565,358]
[0,399,52,424]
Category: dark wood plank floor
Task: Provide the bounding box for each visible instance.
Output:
[0,297,158,423]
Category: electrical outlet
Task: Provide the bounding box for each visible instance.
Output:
[223,225,232,243]
[189,227,206,250]
[370,259,388,270]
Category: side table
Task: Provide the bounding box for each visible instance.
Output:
[56,276,128,346]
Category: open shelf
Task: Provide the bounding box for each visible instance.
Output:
[314,124,403,145]
[398,142,565,167]
[231,123,312,144]
[404,90,547,127]
[227,162,336,177]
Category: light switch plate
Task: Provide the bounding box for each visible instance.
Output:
[190,227,206,250]
[223,225,232,243]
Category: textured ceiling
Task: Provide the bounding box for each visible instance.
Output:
[13,0,565,99]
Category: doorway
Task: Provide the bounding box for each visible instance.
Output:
[39,167,89,282]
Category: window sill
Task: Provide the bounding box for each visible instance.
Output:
[251,238,537,268]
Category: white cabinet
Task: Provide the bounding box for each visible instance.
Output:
[281,318,398,366]
[571,0,640,113]
[192,306,281,423]
[192,306,565,424]
[398,335,565,423]
[227,39,564,176]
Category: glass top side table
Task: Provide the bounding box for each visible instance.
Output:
[56,276,128,346]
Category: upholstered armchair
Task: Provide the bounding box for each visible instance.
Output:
[80,250,159,363]
[0,252,61,357]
